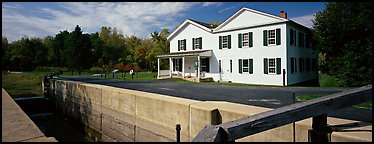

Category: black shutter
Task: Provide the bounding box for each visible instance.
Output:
[178,40,180,51]
[290,57,294,74]
[293,30,297,46]
[263,30,268,46]
[184,39,186,50]
[264,58,268,74]
[290,29,294,46]
[238,33,242,48]
[299,57,302,72]
[219,36,222,49]
[295,58,297,73]
[299,32,303,47]
[276,58,281,74]
[192,38,195,50]
[199,37,202,49]
[249,59,253,74]
[249,32,253,47]
[228,35,231,49]
[276,28,281,45]
[239,59,242,73]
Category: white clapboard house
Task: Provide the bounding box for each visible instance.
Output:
[157,7,318,86]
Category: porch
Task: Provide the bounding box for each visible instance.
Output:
[156,50,214,82]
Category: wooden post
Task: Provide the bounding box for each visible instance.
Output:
[309,113,330,142]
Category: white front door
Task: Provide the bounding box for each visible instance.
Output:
[220,58,232,81]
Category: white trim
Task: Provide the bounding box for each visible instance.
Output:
[168,19,212,41]
[213,7,288,32]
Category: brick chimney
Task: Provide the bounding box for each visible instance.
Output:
[280,11,287,19]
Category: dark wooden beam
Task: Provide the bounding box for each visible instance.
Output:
[193,84,372,142]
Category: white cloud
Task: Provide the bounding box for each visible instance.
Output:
[2,2,199,42]
[290,14,315,28]
[218,6,236,13]
[201,2,223,7]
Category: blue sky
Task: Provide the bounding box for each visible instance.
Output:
[2,2,326,42]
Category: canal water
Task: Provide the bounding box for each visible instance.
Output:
[28,112,93,142]
[15,97,93,142]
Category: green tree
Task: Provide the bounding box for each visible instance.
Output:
[150,29,170,70]
[53,30,70,67]
[30,38,48,67]
[8,37,34,71]
[2,37,10,70]
[99,27,126,65]
[313,2,372,87]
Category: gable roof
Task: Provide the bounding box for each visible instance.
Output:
[167,19,215,41]
[167,7,310,40]
[213,7,289,32]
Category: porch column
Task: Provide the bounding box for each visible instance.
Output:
[198,56,201,80]
[169,58,172,78]
[157,58,160,78]
[182,57,185,78]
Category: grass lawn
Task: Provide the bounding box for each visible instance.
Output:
[296,94,372,109]
[2,71,50,98]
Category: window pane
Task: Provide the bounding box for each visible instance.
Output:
[269,59,275,67]
[243,60,249,67]
[269,68,275,73]
[243,68,249,72]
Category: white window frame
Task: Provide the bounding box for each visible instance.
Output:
[194,38,200,50]
[268,58,276,74]
[179,40,185,51]
[268,30,276,46]
[222,36,228,49]
[242,59,249,73]
[242,33,249,47]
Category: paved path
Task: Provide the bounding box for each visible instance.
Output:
[57,76,372,123]
[2,89,57,142]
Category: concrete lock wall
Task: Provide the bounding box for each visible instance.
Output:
[50,79,372,142]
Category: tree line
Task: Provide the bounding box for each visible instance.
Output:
[2,25,170,74]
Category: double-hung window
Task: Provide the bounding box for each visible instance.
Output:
[263,29,281,46]
[242,33,249,47]
[178,39,186,51]
[194,38,200,49]
[219,35,231,49]
[268,58,276,74]
[243,59,249,72]
[268,30,276,45]
[192,37,202,50]
[222,36,228,48]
